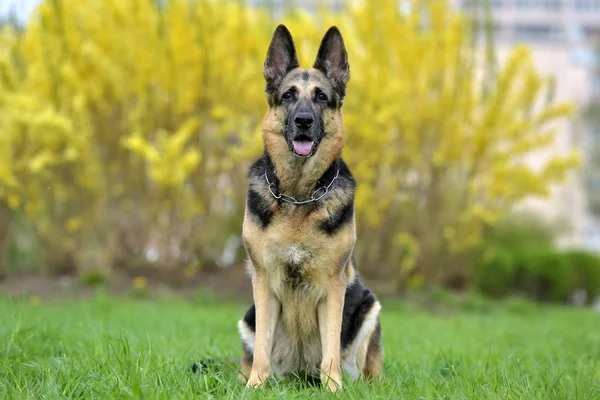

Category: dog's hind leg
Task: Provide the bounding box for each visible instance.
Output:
[340,289,383,381]
[239,349,253,383]
[362,319,383,379]
[238,305,256,383]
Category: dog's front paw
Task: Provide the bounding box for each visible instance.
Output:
[321,375,342,392]
[320,369,342,392]
[245,369,269,389]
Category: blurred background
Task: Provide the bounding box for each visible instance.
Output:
[0,0,599,306]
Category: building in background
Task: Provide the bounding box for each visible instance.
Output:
[456,0,600,46]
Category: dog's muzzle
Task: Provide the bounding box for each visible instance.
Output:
[290,112,317,157]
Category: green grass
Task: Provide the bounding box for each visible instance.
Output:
[1,292,600,399]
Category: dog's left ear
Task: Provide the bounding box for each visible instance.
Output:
[313,26,350,101]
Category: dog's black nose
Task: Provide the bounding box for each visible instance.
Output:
[294,113,314,129]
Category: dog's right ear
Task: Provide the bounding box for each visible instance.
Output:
[264,24,300,99]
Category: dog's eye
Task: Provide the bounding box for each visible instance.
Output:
[282,91,293,100]
[317,92,328,102]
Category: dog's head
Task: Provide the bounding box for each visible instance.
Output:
[262,25,350,159]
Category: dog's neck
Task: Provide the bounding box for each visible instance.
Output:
[265,150,340,199]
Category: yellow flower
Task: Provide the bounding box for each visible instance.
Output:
[184,264,199,278]
[66,217,83,233]
[133,276,148,289]
[29,296,41,306]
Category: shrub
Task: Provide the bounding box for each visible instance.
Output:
[0,0,579,286]
[563,250,600,301]
[472,246,518,298]
[472,214,600,303]
[0,0,272,277]
[523,248,575,303]
[472,214,556,298]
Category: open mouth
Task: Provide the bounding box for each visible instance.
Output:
[292,135,314,157]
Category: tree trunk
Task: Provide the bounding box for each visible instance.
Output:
[414,167,444,286]
[0,201,12,281]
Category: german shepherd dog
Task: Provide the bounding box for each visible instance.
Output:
[238,25,383,392]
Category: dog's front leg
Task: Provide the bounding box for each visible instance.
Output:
[318,278,346,392]
[247,273,280,388]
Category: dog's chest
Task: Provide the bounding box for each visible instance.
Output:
[263,231,321,291]
[273,241,311,266]
[259,208,332,291]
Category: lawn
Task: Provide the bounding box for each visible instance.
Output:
[1,291,599,399]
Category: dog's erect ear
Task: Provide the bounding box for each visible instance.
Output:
[264,24,300,97]
[313,26,350,101]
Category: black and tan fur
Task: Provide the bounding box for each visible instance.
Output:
[238,25,383,392]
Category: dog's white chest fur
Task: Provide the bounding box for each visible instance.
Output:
[270,242,310,265]
[260,235,327,299]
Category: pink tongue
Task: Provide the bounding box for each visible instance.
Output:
[293,140,313,156]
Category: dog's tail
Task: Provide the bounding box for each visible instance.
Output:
[189,357,239,375]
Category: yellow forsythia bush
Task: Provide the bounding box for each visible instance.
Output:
[339,0,579,286]
[0,0,579,286]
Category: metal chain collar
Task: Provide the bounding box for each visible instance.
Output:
[264,167,340,205]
